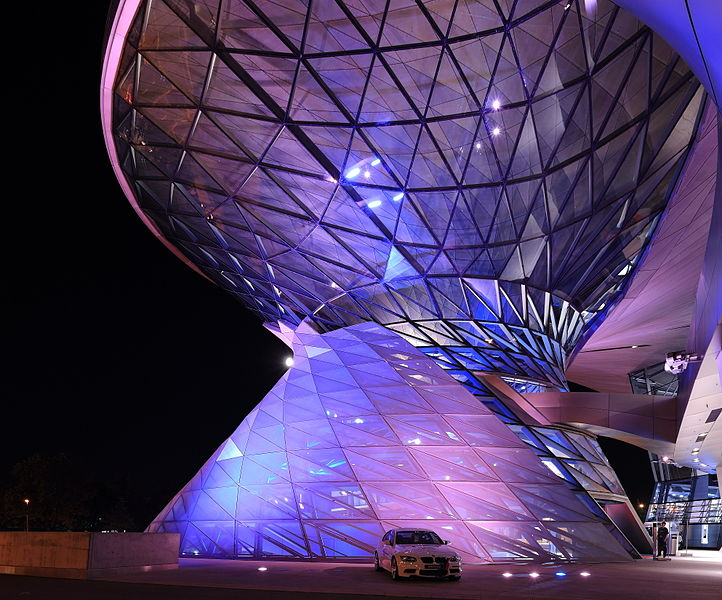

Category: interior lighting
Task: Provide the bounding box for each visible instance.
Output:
[393,192,404,201]
[368,199,382,208]
[354,418,364,424]
[285,357,294,367]
[691,449,699,455]
[345,167,361,179]
[492,127,501,136]
[475,142,482,149]
[662,456,669,462]
[364,170,371,178]
[371,158,381,166]
[693,458,700,463]
[638,503,645,509]
[492,99,501,110]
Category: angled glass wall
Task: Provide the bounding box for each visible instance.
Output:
[148,323,633,562]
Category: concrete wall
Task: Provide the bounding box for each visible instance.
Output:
[0,532,90,569]
[0,532,179,578]
[88,532,179,569]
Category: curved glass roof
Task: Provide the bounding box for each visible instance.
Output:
[108,0,704,383]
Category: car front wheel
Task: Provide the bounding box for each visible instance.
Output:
[374,552,382,572]
[449,575,461,581]
[391,557,400,581]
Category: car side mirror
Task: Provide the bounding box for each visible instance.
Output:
[382,539,391,546]
[443,540,450,545]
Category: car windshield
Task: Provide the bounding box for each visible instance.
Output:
[395,531,443,545]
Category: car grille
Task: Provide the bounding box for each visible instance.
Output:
[420,556,447,564]
[419,569,447,576]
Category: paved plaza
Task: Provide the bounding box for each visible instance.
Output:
[2,551,720,600]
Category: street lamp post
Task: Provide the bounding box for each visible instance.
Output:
[23,499,30,532]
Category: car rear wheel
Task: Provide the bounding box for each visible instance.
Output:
[390,557,400,581]
[374,552,382,571]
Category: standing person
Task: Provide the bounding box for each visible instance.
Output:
[657,522,670,559]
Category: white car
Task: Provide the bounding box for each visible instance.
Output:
[374,529,462,581]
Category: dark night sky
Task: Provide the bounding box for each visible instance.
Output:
[1,2,652,528]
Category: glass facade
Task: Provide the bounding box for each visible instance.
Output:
[629,362,678,397]
[104,0,709,563]
[148,322,633,561]
[110,0,703,386]
[646,471,721,550]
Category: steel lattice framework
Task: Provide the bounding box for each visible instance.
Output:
[110,0,703,387]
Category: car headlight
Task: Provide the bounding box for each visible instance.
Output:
[450,555,461,562]
[400,555,417,563]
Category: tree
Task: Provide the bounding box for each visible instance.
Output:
[0,453,96,531]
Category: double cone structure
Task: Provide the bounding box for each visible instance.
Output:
[102,0,714,562]
[149,322,630,562]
